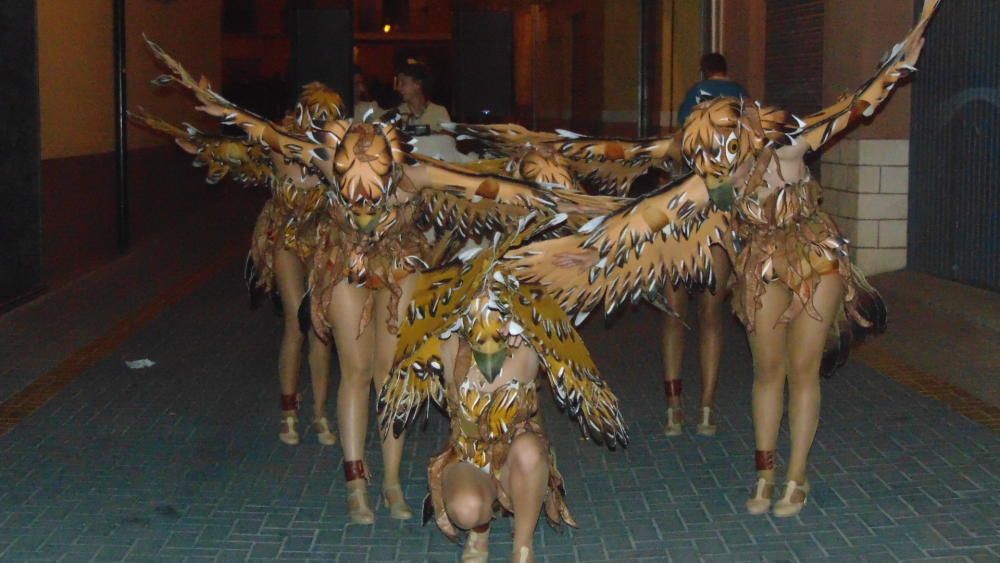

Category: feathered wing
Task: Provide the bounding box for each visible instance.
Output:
[442,123,564,157]
[795,0,940,151]
[565,157,665,196]
[378,214,567,439]
[143,36,345,180]
[376,265,468,440]
[128,108,271,186]
[507,173,731,318]
[509,284,628,447]
[408,154,625,242]
[447,123,682,196]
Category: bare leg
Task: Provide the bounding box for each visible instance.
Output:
[273,249,308,442]
[696,245,732,409]
[500,432,549,563]
[326,282,376,520]
[444,462,497,560]
[785,276,844,487]
[307,329,332,417]
[370,275,418,517]
[661,283,689,409]
[747,282,792,488]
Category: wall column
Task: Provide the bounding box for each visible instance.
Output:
[818,0,914,276]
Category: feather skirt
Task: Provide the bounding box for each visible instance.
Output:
[731,180,886,359]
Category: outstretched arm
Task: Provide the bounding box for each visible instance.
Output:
[127,108,271,186]
[143,36,339,180]
[507,173,730,318]
[795,0,940,152]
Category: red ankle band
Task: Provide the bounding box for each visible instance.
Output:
[280,393,300,411]
[664,380,682,398]
[472,523,490,533]
[344,460,369,482]
[755,450,776,471]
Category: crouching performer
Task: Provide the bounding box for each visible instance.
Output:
[378,215,628,563]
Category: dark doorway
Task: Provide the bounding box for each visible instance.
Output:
[290,8,354,110]
[454,10,514,123]
[909,0,1000,290]
[0,0,42,304]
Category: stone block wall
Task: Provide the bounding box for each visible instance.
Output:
[820,139,910,275]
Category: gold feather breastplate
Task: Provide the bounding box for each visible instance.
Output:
[449,377,538,470]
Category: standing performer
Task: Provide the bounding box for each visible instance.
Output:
[129,84,345,447]
[379,215,628,562]
[662,52,746,438]
[509,0,937,517]
[141,38,620,525]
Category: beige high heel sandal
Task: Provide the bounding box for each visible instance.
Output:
[346,486,375,524]
[462,528,489,563]
[773,480,810,518]
[278,414,299,445]
[745,477,774,515]
[380,484,413,520]
[344,460,374,524]
[312,416,337,446]
[696,406,717,436]
[662,407,683,436]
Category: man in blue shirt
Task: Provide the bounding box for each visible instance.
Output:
[676,53,749,126]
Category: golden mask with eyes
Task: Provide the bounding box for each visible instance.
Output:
[462,286,516,383]
[330,122,406,234]
[680,98,793,186]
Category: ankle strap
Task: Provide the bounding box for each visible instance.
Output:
[755,450,776,471]
[280,393,300,411]
[344,459,370,482]
[664,380,682,398]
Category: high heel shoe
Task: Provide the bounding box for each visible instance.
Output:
[662,407,683,436]
[278,414,299,445]
[745,477,774,515]
[773,480,810,518]
[344,460,374,524]
[346,487,375,524]
[312,416,337,446]
[381,484,413,520]
[695,406,717,436]
[279,393,300,445]
[462,526,489,563]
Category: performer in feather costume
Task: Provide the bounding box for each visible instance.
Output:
[140,37,619,525]
[130,83,345,448]
[508,0,939,517]
[446,120,733,436]
[378,214,627,563]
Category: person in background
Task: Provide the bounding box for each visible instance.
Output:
[660,52,744,438]
[395,63,450,132]
[676,52,750,126]
[352,64,383,122]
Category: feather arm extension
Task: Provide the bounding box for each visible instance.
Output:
[795,0,940,151]
[127,107,271,186]
[507,173,730,319]
[143,36,343,180]
[511,285,629,447]
[408,153,624,241]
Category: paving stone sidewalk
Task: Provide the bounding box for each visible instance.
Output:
[0,261,998,562]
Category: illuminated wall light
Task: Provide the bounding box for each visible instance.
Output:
[383,24,391,33]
